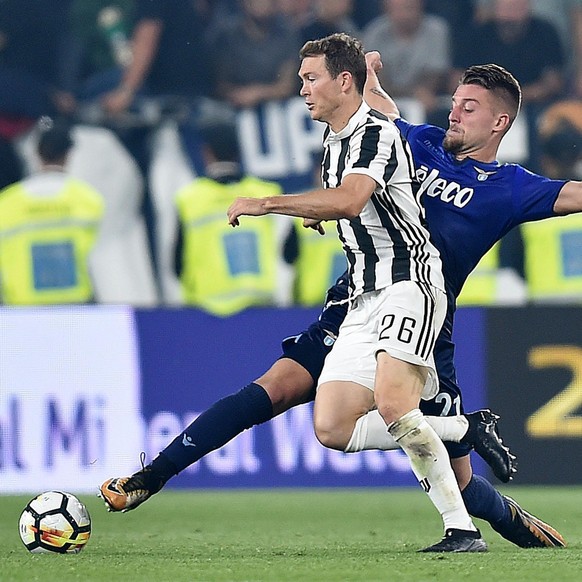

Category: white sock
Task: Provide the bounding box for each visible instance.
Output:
[345,410,398,452]
[388,409,476,533]
[344,410,469,452]
[425,415,469,443]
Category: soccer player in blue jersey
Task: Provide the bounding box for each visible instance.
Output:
[319,52,575,547]
[100,45,567,550]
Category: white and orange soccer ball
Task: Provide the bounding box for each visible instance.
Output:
[19,491,91,554]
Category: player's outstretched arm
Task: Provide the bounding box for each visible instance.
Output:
[553,180,582,214]
[364,51,400,121]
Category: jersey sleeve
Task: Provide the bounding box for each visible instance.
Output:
[393,117,428,143]
[512,165,566,223]
[343,121,399,189]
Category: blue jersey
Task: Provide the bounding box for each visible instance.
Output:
[394,119,566,301]
[393,119,566,435]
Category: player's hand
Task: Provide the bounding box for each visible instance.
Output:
[227,197,267,227]
[365,51,383,74]
[303,217,325,235]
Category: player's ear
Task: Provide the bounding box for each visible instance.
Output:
[340,71,353,92]
[493,113,511,134]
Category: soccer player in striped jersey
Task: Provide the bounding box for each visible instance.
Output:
[227,33,485,552]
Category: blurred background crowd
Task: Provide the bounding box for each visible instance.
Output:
[0,0,581,312]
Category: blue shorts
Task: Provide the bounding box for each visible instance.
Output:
[430,331,471,459]
[280,322,337,383]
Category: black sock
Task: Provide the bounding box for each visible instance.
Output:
[461,474,509,526]
[150,383,274,477]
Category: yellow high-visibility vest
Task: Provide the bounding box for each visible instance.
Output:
[522,214,582,301]
[0,178,103,305]
[457,244,500,306]
[176,176,282,316]
[293,219,346,306]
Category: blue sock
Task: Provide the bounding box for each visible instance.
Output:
[150,383,274,477]
[461,474,510,527]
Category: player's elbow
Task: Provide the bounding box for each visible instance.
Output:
[338,198,366,220]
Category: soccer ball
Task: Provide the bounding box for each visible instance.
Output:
[18,491,91,554]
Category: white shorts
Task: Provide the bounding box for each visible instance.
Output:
[318,280,446,400]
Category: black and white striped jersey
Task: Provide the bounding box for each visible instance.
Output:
[321,102,444,298]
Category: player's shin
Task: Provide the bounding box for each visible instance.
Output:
[388,409,476,533]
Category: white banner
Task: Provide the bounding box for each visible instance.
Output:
[0,306,144,493]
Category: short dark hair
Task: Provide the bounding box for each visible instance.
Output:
[299,33,367,95]
[199,121,241,163]
[459,64,522,125]
[37,124,74,163]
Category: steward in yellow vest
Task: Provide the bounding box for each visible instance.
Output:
[285,218,345,306]
[175,121,282,316]
[522,214,582,302]
[0,124,104,305]
[456,244,500,306]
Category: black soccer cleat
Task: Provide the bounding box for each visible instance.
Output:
[492,496,567,548]
[99,465,165,512]
[420,528,488,553]
[462,409,517,483]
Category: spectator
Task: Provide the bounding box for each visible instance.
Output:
[520,100,582,302]
[0,1,77,190]
[452,0,566,170]
[0,0,77,121]
[0,122,104,305]
[538,100,582,179]
[424,1,480,65]
[97,0,214,116]
[476,0,582,95]
[69,0,135,97]
[213,0,301,109]
[362,0,451,125]
[277,0,313,31]
[74,0,219,282]
[300,0,360,46]
[174,121,284,315]
[350,0,383,30]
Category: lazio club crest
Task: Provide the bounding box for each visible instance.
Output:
[474,167,497,181]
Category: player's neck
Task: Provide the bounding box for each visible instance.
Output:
[455,144,498,164]
[328,97,363,134]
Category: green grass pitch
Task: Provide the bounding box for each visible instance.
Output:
[2,486,581,581]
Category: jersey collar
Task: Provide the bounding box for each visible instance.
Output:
[325,101,370,143]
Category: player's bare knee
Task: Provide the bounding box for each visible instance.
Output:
[313,415,351,451]
[375,398,409,426]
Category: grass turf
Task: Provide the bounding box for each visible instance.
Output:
[1,486,581,582]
